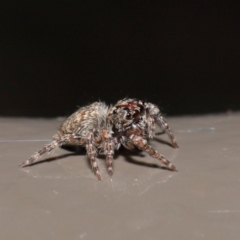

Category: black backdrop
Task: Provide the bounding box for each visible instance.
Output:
[1,2,240,117]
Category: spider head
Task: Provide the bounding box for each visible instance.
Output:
[107,98,145,131]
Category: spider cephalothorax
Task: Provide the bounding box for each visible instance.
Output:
[108,98,178,147]
[108,98,145,132]
[20,98,179,181]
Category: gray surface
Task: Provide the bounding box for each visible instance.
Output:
[0,113,240,240]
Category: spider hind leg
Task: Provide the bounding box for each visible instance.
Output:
[20,134,81,167]
[85,132,102,181]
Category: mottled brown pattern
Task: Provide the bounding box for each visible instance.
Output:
[20,98,179,181]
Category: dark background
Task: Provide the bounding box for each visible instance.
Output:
[1,2,239,117]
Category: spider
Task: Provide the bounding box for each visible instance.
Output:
[20,98,179,181]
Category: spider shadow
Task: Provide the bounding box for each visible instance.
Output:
[60,143,171,171]
[113,146,170,171]
[25,138,173,171]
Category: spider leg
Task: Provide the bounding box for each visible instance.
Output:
[85,132,101,181]
[20,134,80,167]
[104,137,116,176]
[131,135,177,171]
[155,114,179,148]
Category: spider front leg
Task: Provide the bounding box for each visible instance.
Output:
[20,134,81,167]
[156,114,179,148]
[131,135,177,171]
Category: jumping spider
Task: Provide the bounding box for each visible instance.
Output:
[20,98,179,181]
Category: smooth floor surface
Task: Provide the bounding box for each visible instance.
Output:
[0,113,240,240]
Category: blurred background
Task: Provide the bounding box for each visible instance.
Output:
[1,2,239,117]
